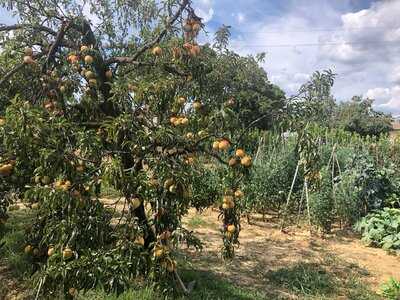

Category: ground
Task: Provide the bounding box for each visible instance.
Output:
[0,204,399,299]
[182,208,399,299]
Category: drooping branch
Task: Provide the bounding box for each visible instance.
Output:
[106,0,189,66]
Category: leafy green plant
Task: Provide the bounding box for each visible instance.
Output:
[354,208,400,250]
[380,277,400,300]
[309,167,334,233]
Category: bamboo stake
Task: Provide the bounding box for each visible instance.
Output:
[280,162,300,231]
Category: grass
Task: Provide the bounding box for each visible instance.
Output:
[265,254,380,300]
[79,269,267,300]
[186,215,208,228]
[380,277,400,300]
[0,209,35,278]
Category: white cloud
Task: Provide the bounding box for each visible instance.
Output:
[237,13,245,24]
[365,87,391,105]
[194,0,214,23]
[221,0,400,115]
[365,86,400,115]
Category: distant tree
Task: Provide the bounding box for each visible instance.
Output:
[286,70,336,129]
[335,96,392,137]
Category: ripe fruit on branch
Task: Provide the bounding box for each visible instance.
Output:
[212,141,220,150]
[80,45,89,52]
[85,70,95,79]
[154,246,165,258]
[55,179,72,191]
[0,118,5,126]
[218,139,230,151]
[177,96,186,105]
[193,101,202,111]
[235,148,246,158]
[234,190,244,198]
[24,245,33,254]
[170,116,178,125]
[227,224,236,233]
[105,69,113,79]
[152,46,162,56]
[180,117,189,125]
[222,195,235,209]
[47,247,55,257]
[130,197,141,210]
[62,247,73,259]
[67,54,79,64]
[24,47,33,56]
[23,55,35,64]
[84,55,94,64]
[0,163,13,176]
[240,155,252,167]
[44,101,55,111]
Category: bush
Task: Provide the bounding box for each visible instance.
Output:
[354,208,400,250]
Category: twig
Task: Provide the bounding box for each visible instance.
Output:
[0,64,25,87]
[106,0,189,66]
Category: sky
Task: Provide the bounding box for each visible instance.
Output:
[1,0,399,116]
[193,0,400,117]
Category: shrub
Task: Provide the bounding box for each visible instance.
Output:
[354,208,400,250]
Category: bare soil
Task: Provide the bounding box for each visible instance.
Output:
[182,208,400,295]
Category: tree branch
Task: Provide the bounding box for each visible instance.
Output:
[0,24,57,35]
[42,21,71,73]
[106,0,189,66]
[0,64,25,87]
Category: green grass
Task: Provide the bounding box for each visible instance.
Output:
[265,255,380,300]
[186,215,208,228]
[79,269,267,300]
[380,277,400,300]
[0,209,35,278]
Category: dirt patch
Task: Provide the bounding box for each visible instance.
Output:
[182,208,400,295]
[0,264,31,300]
